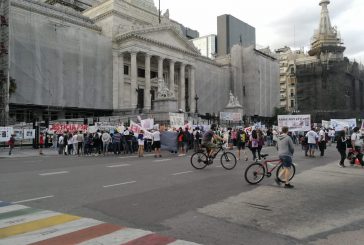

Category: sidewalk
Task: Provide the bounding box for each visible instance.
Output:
[0,147,59,159]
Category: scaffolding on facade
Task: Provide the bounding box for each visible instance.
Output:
[0,0,10,126]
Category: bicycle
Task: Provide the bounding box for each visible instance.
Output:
[190,143,237,170]
[244,153,296,184]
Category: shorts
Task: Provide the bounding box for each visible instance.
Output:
[280,155,293,168]
[237,142,246,150]
[153,141,161,149]
[178,141,184,148]
[202,142,217,150]
[308,143,317,150]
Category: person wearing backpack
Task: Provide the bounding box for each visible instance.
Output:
[249,130,259,161]
[193,127,201,152]
[8,134,15,155]
[237,129,248,161]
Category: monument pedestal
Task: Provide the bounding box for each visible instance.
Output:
[224,106,244,116]
[153,98,178,113]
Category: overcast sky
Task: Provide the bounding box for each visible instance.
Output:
[159,0,363,62]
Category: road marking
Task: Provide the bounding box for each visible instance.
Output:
[107,164,131,168]
[153,159,171,163]
[0,214,80,239]
[118,154,154,159]
[172,171,193,176]
[103,181,136,188]
[0,218,103,245]
[0,210,59,229]
[39,171,69,176]
[13,196,54,204]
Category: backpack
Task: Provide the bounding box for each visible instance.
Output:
[195,131,201,140]
[241,132,246,143]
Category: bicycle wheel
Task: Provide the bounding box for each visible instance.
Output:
[244,163,265,184]
[190,152,208,169]
[276,163,296,183]
[220,152,237,170]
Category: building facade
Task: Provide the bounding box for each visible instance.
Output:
[217,14,256,56]
[294,0,364,121]
[4,0,279,124]
[191,35,217,59]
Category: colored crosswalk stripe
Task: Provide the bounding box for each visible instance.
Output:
[0,201,201,245]
[0,214,80,239]
[0,218,103,245]
[78,228,152,245]
[122,233,176,245]
[0,202,11,207]
[29,223,124,245]
[0,208,40,220]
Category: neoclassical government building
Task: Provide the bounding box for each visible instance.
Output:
[7,0,279,123]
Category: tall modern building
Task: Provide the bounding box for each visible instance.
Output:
[191,35,217,59]
[217,14,256,56]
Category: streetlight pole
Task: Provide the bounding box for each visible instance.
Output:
[158,0,161,24]
[194,93,199,114]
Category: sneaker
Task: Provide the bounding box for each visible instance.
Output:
[338,163,343,168]
[284,183,294,189]
[274,178,281,186]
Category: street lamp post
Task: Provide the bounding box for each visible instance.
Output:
[194,94,199,114]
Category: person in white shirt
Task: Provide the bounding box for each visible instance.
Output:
[58,135,64,155]
[72,133,78,155]
[318,128,326,157]
[101,131,111,156]
[153,129,161,158]
[351,127,363,166]
[305,128,318,157]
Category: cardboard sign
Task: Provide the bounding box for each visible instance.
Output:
[0,127,13,142]
[220,112,242,122]
[169,113,184,129]
[23,129,35,139]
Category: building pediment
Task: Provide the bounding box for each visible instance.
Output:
[115,24,201,56]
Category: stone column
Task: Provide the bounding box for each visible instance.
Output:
[112,51,119,110]
[169,60,175,97]
[189,66,196,113]
[179,63,186,111]
[144,54,151,111]
[118,52,124,109]
[130,51,138,109]
[158,56,164,81]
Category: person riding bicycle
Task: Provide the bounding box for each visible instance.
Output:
[275,126,295,189]
[201,124,224,158]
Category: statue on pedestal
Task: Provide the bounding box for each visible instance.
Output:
[226,90,242,107]
[157,78,175,99]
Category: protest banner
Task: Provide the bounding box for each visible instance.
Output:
[50,123,88,134]
[169,113,184,128]
[23,129,35,140]
[219,112,242,122]
[13,129,24,140]
[278,115,311,132]
[0,127,13,142]
[141,119,154,130]
[330,119,356,131]
[322,120,331,129]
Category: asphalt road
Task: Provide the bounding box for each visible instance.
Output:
[1,145,364,245]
